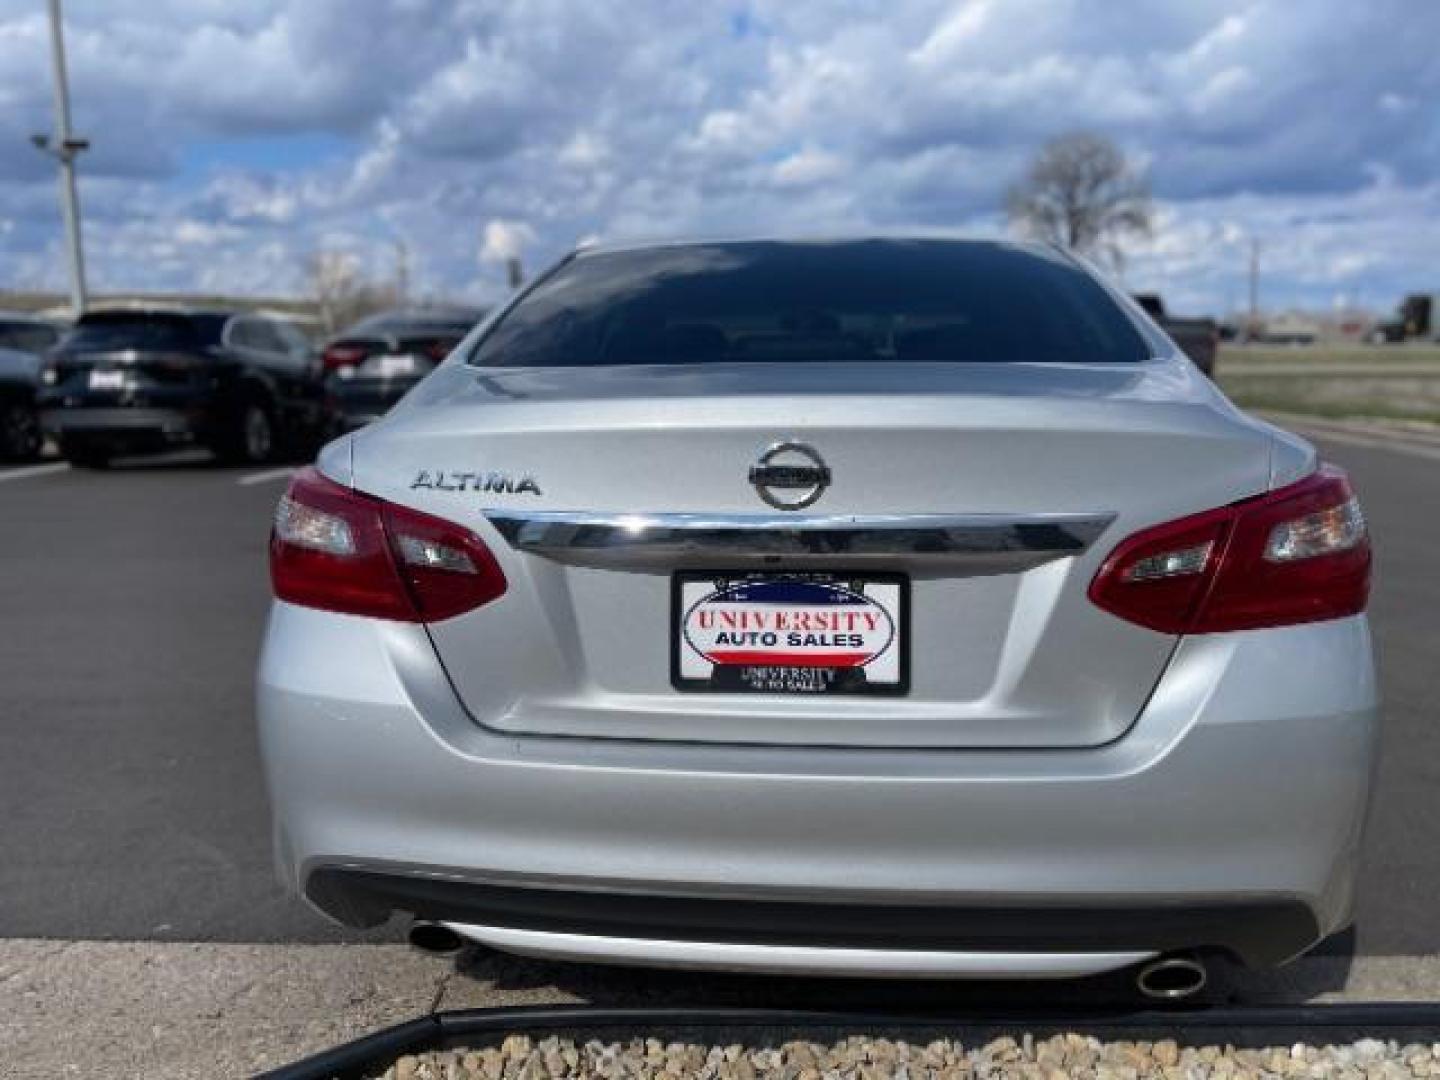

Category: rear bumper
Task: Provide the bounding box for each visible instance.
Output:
[258,603,1379,974]
[310,868,1316,970]
[41,406,210,447]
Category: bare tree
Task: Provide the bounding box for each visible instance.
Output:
[306,251,359,336]
[306,250,397,334]
[1006,133,1152,272]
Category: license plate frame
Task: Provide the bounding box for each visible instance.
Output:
[370,353,425,378]
[671,570,909,696]
[87,369,126,392]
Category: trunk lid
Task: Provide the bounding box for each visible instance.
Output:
[351,361,1275,748]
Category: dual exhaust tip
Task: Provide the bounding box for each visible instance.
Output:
[410,920,1210,1002]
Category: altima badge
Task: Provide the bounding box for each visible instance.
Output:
[748,441,830,510]
[412,470,541,495]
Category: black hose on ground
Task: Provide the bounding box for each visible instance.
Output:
[256,1002,1440,1080]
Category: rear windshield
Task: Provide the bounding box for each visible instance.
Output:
[468,241,1152,368]
[61,313,223,352]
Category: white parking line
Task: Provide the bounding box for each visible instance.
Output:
[237,467,297,487]
[0,462,70,484]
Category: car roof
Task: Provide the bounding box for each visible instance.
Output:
[78,306,238,319]
[0,310,62,324]
[356,307,484,322]
[571,234,1060,259]
[71,308,254,335]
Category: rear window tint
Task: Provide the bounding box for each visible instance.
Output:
[62,313,220,352]
[469,241,1152,368]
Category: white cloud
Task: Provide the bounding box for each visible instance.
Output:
[558,131,609,169]
[479,219,535,264]
[772,146,846,188]
[0,0,1435,312]
[1126,173,1440,314]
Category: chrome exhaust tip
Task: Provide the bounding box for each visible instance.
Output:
[408,921,466,957]
[1135,954,1208,1001]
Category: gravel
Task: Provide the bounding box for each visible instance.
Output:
[371,1033,1440,1078]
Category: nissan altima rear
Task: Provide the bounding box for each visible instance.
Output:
[258,239,1377,987]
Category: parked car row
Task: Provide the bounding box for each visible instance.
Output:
[0,305,484,466]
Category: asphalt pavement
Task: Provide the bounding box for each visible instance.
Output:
[0,433,1436,960]
[0,454,359,943]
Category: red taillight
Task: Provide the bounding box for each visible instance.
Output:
[1089,465,1370,634]
[321,343,370,373]
[270,468,506,622]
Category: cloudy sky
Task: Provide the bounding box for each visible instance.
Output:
[1,0,1437,314]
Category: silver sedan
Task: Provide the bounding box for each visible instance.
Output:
[258,238,1377,998]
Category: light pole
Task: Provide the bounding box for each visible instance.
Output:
[32,0,89,316]
[1247,237,1260,342]
[393,239,410,305]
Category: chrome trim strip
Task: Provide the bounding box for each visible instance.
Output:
[484,509,1115,559]
[445,922,1154,979]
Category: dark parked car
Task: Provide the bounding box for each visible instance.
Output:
[38,308,323,468]
[0,347,44,461]
[0,311,64,356]
[1132,293,1219,376]
[320,308,484,432]
[0,313,64,460]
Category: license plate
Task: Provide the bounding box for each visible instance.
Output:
[371,353,423,377]
[672,572,908,695]
[88,369,126,391]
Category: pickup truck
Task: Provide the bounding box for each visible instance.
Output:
[1369,292,1438,344]
[1132,293,1219,376]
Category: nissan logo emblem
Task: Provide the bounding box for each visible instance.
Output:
[748,441,831,510]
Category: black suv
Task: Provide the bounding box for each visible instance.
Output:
[38,308,323,467]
